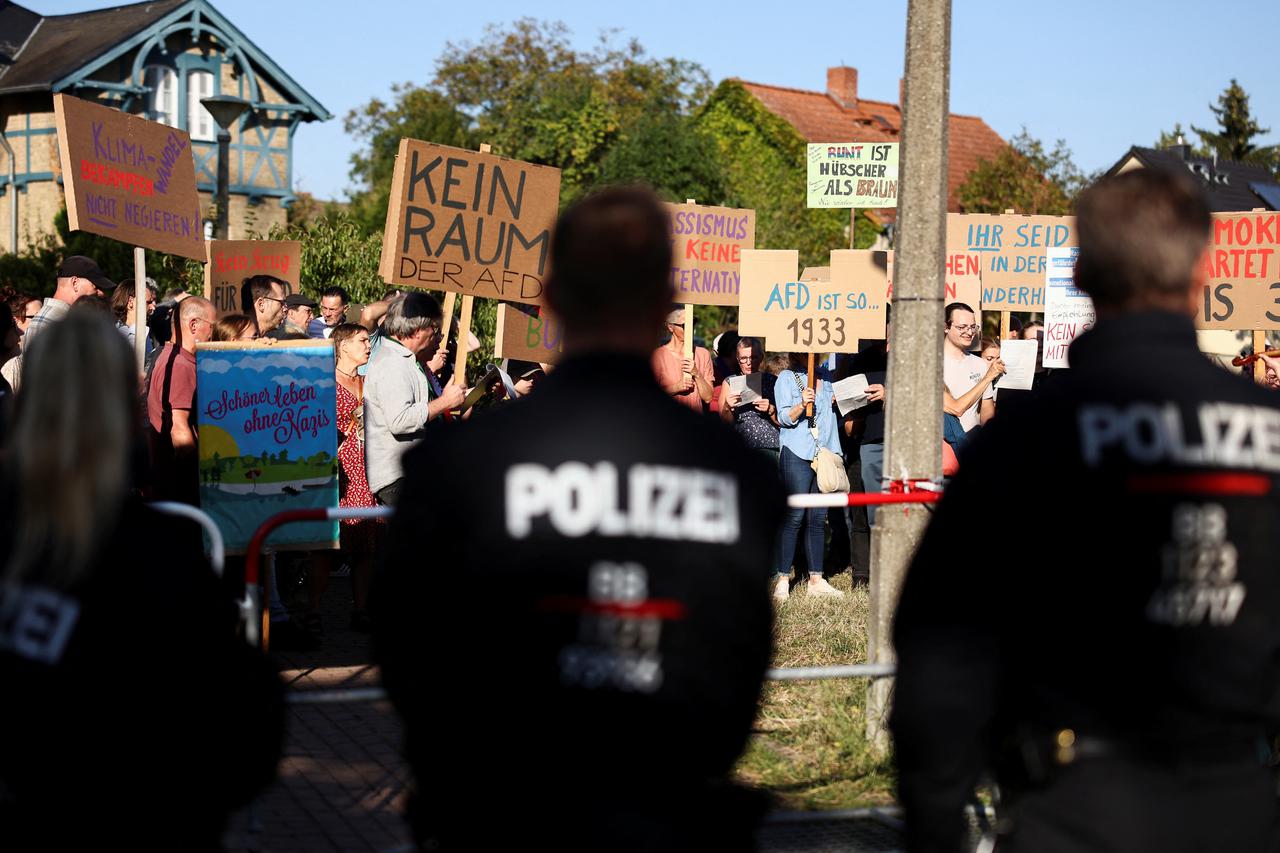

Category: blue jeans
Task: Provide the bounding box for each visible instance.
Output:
[861,442,884,525]
[776,447,824,578]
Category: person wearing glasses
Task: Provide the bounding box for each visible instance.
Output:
[239,274,289,338]
[363,293,465,507]
[146,295,216,505]
[718,335,779,462]
[942,302,1004,432]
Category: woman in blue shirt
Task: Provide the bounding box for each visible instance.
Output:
[772,353,845,601]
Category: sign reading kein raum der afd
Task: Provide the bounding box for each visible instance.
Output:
[807,142,899,209]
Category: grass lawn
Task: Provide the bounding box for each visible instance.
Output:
[736,572,897,810]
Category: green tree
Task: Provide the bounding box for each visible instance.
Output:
[695,80,876,267]
[1192,79,1277,168]
[343,19,720,225]
[264,213,386,305]
[956,129,1091,215]
[344,86,472,233]
[1154,122,1209,156]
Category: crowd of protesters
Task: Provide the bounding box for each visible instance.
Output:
[2,171,1277,850]
[0,249,1136,632]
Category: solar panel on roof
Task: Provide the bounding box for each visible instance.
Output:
[1249,182,1280,211]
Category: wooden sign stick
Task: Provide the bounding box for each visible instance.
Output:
[440,291,458,345]
[1254,330,1267,384]
[494,302,506,360]
[806,352,816,419]
[455,295,474,387]
[683,198,696,366]
[132,247,147,372]
[1000,311,1011,339]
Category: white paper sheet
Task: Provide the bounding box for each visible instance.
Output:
[995,339,1037,391]
[831,374,870,416]
[725,374,761,406]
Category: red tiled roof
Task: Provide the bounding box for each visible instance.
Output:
[737,79,1006,211]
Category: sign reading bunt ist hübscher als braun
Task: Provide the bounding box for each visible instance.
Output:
[807,142,899,209]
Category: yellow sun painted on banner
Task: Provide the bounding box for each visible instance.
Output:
[200,424,241,461]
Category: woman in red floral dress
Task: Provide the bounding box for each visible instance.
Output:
[332,322,382,631]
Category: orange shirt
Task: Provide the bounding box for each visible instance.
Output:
[652,345,715,412]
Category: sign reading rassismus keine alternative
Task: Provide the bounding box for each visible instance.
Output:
[53,93,204,260]
[664,202,755,306]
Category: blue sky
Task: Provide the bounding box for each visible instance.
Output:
[33,1,1280,202]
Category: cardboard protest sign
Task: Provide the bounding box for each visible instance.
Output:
[665,202,755,306]
[498,302,562,364]
[807,142,899,209]
[955,213,1075,311]
[739,249,885,352]
[944,213,983,310]
[738,250,798,338]
[1042,247,1091,368]
[830,250,891,341]
[1197,211,1280,330]
[204,240,302,317]
[196,340,339,553]
[379,140,561,305]
[53,93,203,260]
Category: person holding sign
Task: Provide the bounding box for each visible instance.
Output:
[941,302,1003,432]
[652,306,714,412]
[146,296,216,505]
[893,170,1280,853]
[372,187,783,852]
[363,293,465,507]
[772,353,845,601]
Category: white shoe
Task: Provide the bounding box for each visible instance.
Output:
[773,576,790,601]
[807,577,845,598]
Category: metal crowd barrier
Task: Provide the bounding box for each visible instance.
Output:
[242,482,943,689]
[238,487,943,853]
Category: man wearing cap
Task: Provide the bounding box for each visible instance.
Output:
[25,255,115,352]
[652,306,714,412]
[266,293,316,341]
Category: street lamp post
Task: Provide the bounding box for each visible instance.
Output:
[200,95,251,240]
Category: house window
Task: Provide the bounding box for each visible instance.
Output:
[143,65,177,127]
[188,70,215,141]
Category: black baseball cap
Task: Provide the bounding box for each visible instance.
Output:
[284,293,317,308]
[58,255,115,292]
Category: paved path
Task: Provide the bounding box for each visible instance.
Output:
[225,571,413,853]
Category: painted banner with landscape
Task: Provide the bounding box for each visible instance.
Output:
[196,340,339,553]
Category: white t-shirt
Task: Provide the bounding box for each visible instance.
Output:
[943,352,993,432]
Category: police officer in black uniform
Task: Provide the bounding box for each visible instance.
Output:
[371,187,784,852]
[891,169,1280,852]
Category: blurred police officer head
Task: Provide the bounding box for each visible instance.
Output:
[1075,170,1211,318]
[544,186,674,354]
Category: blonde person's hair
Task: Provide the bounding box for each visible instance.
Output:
[4,309,136,586]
